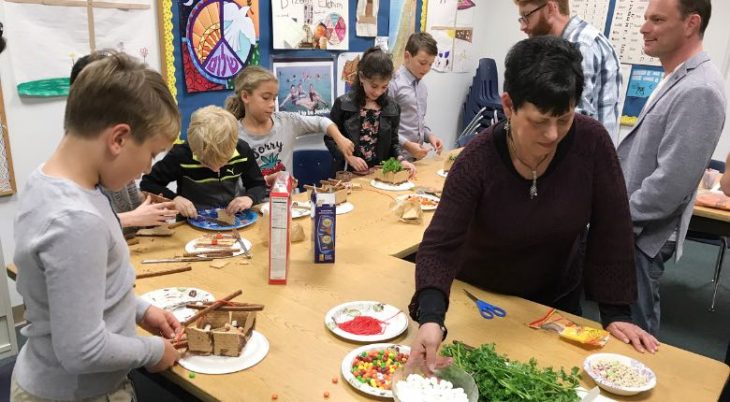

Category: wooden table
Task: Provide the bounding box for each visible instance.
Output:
[8,158,730,401]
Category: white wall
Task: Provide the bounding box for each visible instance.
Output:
[423,1,730,160]
[0,2,162,306]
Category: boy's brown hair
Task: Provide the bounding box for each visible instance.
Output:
[187,106,238,168]
[64,51,180,144]
[225,65,278,120]
[513,0,569,16]
[405,32,438,57]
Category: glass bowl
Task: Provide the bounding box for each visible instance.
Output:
[392,363,479,402]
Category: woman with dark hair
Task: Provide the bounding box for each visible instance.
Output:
[326,46,416,175]
[408,36,658,371]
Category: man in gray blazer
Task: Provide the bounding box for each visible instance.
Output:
[618,0,726,336]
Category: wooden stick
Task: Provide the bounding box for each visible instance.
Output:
[5,0,150,9]
[182,289,243,327]
[136,265,191,279]
[185,303,264,312]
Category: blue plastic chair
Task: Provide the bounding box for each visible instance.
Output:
[292,149,332,192]
[686,158,727,311]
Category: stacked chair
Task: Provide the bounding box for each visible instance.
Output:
[456,58,504,147]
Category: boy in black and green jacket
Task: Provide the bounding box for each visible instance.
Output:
[141,106,266,218]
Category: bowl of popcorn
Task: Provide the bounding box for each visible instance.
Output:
[392,364,478,402]
[583,353,656,396]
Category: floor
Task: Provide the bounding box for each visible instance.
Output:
[0,239,727,401]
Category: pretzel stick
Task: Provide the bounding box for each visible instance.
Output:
[172,340,188,349]
[182,250,235,258]
[181,289,243,327]
[185,303,264,312]
[168,220,186,229]
[136,265,191,279]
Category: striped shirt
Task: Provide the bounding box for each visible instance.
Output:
[562,16,622,145]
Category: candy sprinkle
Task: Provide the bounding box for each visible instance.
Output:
[188,372,196,379]
[271,393,278,400]
[332,377,339,384]
[323,391,330,398]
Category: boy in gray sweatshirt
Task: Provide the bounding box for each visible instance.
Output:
[12,51,182,400]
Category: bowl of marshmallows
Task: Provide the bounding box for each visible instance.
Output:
[392,363,478,402]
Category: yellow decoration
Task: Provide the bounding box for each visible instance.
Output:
[420,0,428,31]
[620,115,638,126]
[161,0,177,102]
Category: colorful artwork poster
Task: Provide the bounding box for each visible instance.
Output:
[272,0,349,50]
[273,59,335,117]
[179,0,260,93]
[388,0,417,69]
[620,65,664,126]
[337,52,363,97]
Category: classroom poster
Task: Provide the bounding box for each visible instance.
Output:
[620,65,664,126]
[425,0,475,73]
[4,0,154,97]
[356,0,379,37]
[179,0,260,93]
[570,0,610,34]
[337,52,363,97]
[610,0,660,66]
[388,0,417,69]
[273,59,334,117]
[271,0,349,50]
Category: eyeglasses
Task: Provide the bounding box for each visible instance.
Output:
[518,3,547,25]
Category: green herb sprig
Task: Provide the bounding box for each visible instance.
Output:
[381,157,403,174]
[441,342,581,401]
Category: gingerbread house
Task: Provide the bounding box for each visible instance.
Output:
[185,307,258,357]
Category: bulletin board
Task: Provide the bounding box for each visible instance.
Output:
[159,0,421,136]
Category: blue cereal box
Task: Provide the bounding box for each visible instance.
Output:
[313,192,336,263]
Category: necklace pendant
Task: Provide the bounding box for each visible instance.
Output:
[530,170,538,199]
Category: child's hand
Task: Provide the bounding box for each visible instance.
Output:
[146,340,180,373]
[404,141,429,160]
[140,305,181,339]
[335,136,355,157]
[173,196,196,218]
[227,196,253,214]
[402,160,417,178]
[119,197,177,228]
[427,134,444,155]
[345,155,369,172]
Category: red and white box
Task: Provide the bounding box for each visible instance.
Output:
[268,172,293,284]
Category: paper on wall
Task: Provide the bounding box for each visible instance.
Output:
[272,0,349,50]
[356,0,378,37]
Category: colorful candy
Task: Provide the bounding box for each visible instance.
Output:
[350,347,409,390]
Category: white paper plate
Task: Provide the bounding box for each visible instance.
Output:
[178,330,269,374]
[325,301,408,342]
[260,201,311,219]
[396,194,440,211]
[140,287,215,322]
[336,201,355,215]
[184,237,251,258]
[341,343,410,398]
[436,169,448,178]
[583,353,656,396]
[370,179,415,191]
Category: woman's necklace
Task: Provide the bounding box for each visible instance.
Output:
[506,122,550,199]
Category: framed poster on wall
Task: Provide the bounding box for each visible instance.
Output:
[272,58,334,117]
